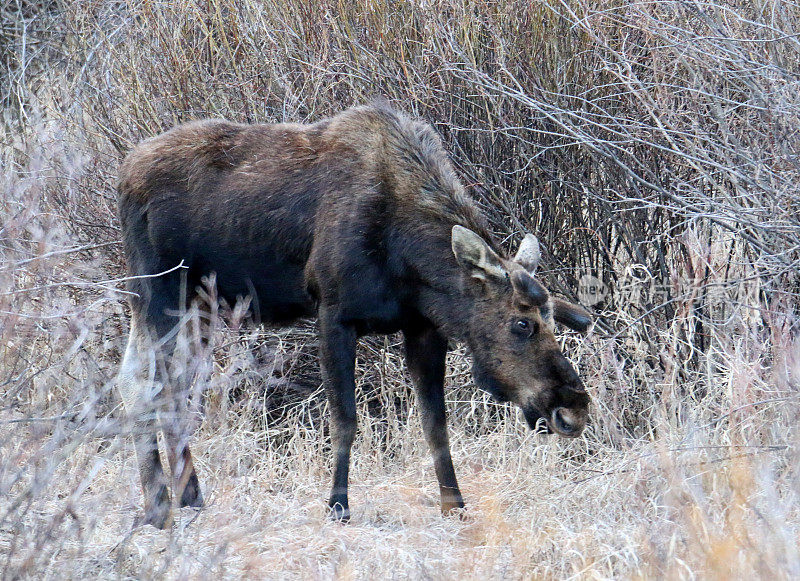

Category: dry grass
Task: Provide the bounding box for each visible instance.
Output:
[2,1,799,579]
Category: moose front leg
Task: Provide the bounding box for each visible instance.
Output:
[404,326,465,515]
[319,308,358,522]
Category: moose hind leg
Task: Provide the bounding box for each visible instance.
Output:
[163,424,203,508]
[405,326,465,515]
[161,293,212,509]
[117,315,172,529]
[319,308,358,522]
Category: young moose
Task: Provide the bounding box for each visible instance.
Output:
[116,103,592,528]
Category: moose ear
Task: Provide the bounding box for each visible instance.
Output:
[514,234,541,273]
[553,298,592,333]
[451,225,507,281]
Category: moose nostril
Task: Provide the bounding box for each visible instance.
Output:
[551,407,582,436]
[554,408,572,431]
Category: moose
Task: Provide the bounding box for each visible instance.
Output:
[116,102,592,528]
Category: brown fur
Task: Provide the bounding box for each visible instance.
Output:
[116,102,592,527]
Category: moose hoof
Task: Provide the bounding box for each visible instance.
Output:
[137,504,173,530]
[328,502,351,523]
[136,485,173,530]
[180,475,204,508]
[441,501,466,519]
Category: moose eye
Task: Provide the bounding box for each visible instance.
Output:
[513,318,537,337]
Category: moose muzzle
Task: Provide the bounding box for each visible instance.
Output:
[550,406,587,437]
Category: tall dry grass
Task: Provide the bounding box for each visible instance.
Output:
[1,0,799,578]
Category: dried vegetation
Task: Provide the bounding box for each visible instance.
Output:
[1,0,799,578]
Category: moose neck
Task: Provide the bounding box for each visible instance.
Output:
[400,222,486,342]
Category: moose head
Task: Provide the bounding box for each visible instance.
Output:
[452,225,591,437]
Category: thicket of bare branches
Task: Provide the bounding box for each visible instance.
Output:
[2,1,799,578]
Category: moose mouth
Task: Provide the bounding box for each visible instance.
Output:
[523,405,585,438]
[472,360,586,438]
[522,406,552,434]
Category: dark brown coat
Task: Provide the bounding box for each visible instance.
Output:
[116,103,591,527]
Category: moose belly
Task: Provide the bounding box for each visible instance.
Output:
[147,196,316,324]
[196,253,315,324]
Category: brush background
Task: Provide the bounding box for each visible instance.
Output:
[1,1,799,578]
